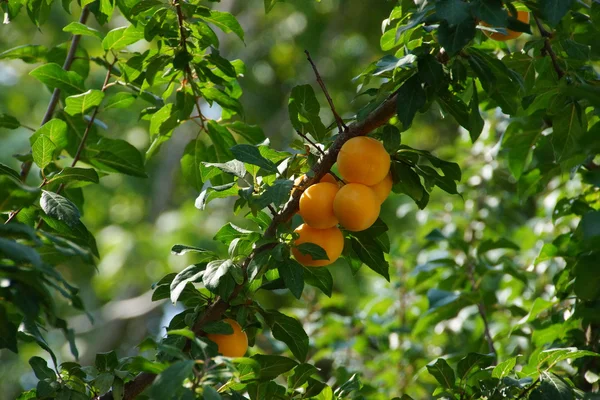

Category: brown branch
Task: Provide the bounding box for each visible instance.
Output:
[18,6,91,184]
[304,50,347,133]
[533,15,565,79]
[99,86,400,400]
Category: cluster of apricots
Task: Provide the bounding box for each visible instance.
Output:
[291,136,393,267]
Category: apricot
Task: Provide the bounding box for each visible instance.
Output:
[482,10,530,41]
[369,172,393,204]
[333,183,380,231]
[291,224,344,267]
[299,182,339,229]
[206,318,248,358]
[337,136,391,186]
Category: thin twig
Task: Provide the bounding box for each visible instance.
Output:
[467,262,497,358]
[18,6,91,183]
[295,129,325,156]
[533,15,565,79]
[174,0,206,130]
[304,50,347,133]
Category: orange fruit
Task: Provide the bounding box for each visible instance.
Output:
[333,183,380,231]
[292,173,339,195]
[291,224,344,267]
[299,182,339,229]
[482,10,530,41]
[206,318,248,358]
[369,172,393,204]
[337,137,391,186]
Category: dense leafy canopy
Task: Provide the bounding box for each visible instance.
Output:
[1,0,600,399]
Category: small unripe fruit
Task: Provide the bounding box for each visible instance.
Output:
[292,224,344,267]
[333,183,380,231]
[337,137,391,186]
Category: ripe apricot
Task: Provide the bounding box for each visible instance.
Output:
[482,10,530,41]
[292,173,339,196]
[292,223,344,267]
[206,318,248,358]
[333,183,380,231]
[369,172,393,204]
[299,182,339,229]
[337,137,391,186]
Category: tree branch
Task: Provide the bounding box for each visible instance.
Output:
[99,71,400,400]
[18,5,91,183]
[305,50,347,132]
[533,15,565,79]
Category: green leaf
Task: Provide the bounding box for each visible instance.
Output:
[32,135,57,169]
[203,385,221,400]
[203,160,246,180]
[468,84,484,143]
[0,237,42,267]
[251,354,297,380]
[102,25,145,50]
[206,121,236,162]
[201,10,245,42]
[104,92,136,110]
[267,311,309,362]
[0,44,48,63]
[180,139,206,191]
[29,356,56,381]
[203,259,235,295]
[426,358,455,389]
[195,182,239,210]
[436,0,470,25]
[0,177,41,212]
[259,179,294,208]
[391,163,428,209]
[530,372,573,400]
[296,243,329,261]
[501,117,542,179]
[288,85,327,142]
[395,75,425,130]
[214,223,255,245]
[0,305,18,352]
[149,360,195,399]
[264,0,282,13]
[224,121,266,145]
[351,237,390,281]
[65,89,105,116]
[203,321,234,335]
[63,22,103,40]
[170,264,207,304]
[288,363,317,389]
[30,63,85,96]
[46,167,100,186]
[574,254,600,301]
[278,259,304,299]
[418,54,444,88]
[551,102,585,161]
[437,18,476,56]
[231,144,278,173]
[456,353,494,380]
[40,190,81,227]
[86,138,147,178]
[29,119,69,153]
[302,265,333,297]
[478,238,519,254]
[381,125,401,154]
[539,0,574,27]
[492,356,519,379]
[537,348,600,370]
[0,113,20,129]
[470,0,508,27]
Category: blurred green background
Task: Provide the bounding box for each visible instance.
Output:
[0,1,566,398]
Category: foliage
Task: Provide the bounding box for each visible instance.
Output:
[1,0,600,399]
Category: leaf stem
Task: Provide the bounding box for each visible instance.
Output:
[533,15,565,79]
[295,129,326,156]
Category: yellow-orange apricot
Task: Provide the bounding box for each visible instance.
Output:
[206,318,248,358]
[369,172,393,204]
[299,182,339,229]
[333,183,380,231]
[337,137,391,186]
[291,224,344,267]
[482,10,530,41]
